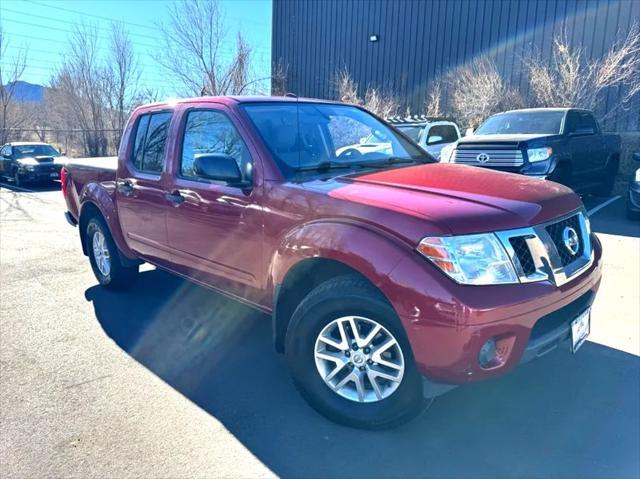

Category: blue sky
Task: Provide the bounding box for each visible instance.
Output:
[0,0,272,96]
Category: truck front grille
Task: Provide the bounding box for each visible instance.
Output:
[509,236,536,276]
[545,215,584,266]
[496,210,593,287]
[452,148,524,167]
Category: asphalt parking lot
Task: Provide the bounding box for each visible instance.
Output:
[1,182,638,479]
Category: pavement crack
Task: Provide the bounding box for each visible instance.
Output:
[64,374,112,389]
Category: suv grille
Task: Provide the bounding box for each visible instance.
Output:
[545,215,584,266]
[453,148,524,167]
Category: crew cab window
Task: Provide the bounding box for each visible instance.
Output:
[426,125,458,145]
[131,112,172,173]
[565,111,597,135]
[180,110,253,182]
[0,145,10,157]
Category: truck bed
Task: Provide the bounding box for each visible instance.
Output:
[64,156,118,220]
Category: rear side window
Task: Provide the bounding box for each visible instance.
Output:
[130,112,172,173]
[426,125,458,145]
[180,110,253,182]
[565,112,597,135]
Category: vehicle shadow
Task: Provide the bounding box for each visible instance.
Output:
[85,270,640,479]
[586,196,640,238]
[0,180,61,193]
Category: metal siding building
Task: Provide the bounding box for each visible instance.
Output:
[272,0,640,131]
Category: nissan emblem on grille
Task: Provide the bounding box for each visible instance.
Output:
[562,226,580,256]
[476,152,490,163]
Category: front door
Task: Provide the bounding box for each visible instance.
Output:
[116,111,173,265]
[165,107,263,294]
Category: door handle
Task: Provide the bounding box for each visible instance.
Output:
[117,179,134,195]
[165,190,185,206]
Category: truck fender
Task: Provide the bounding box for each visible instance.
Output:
[78,182,137,261]
[268,220,411,352]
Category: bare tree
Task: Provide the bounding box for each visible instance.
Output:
[0,27,28,144]
[448,57,523,128]
[271,58,289,96]
[156,0,261,96]
[424,81,443,117]
[104,22,140,151]
[333,68,399,117]
[51,23,110,156]
[527,23,640,119]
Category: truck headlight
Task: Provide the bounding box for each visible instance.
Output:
[417,234,518,285]
[527,147,552,163]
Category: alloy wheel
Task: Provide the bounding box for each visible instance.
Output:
[314,315,405,403]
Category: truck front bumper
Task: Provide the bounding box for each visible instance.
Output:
[386,234,603,387]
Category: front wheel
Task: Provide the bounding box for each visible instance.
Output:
[86,216,138,289]
[285,276,423,429]
[13,170,24,187]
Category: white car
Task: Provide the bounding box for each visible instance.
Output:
[388,116,461,160]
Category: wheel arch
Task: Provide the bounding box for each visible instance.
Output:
[272,257,395,353]
[269,220,411,353]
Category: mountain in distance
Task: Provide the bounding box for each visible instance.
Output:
[4,81,45,103]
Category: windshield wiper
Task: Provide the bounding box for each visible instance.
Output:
[295,161,370,172]
[295,156,430,173]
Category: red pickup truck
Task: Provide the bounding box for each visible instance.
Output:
[62,97,602,429]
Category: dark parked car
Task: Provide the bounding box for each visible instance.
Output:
[62,97,601,429]
[441,108,621,196]
[0,142,66,186]
[627,152,640,220]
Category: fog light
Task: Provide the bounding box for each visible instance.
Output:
[478,338,497,368]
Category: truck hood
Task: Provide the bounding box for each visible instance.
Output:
[458,133,555,144]
[324,163,581,235]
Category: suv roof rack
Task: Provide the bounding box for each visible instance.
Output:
[386,115,455,124]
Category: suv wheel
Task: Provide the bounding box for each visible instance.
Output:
[86,216,138,289]
[285,275,423,429]
[13,170,23,187]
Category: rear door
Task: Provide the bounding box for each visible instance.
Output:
[116,110,173,264]
[564,111,604,179]
[165,105,263,292]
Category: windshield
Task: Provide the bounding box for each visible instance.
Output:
[242,102,429,178]
[13,145,60,158]
[396,125,423,142]
[475,111,565,135]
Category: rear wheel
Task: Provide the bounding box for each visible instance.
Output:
[285,275,423,429]
[86,216,138,289]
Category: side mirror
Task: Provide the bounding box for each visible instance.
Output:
[193,153,245,185]
[427,135,443,145]
[633,152,640,162]
[465,128,475,136]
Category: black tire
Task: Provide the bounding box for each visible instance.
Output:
[593,159,618,197]
[285,275,423,429]
[86,216,138,289]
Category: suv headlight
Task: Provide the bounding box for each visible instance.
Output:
[527,147,552,163]
[417,234,518,285]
